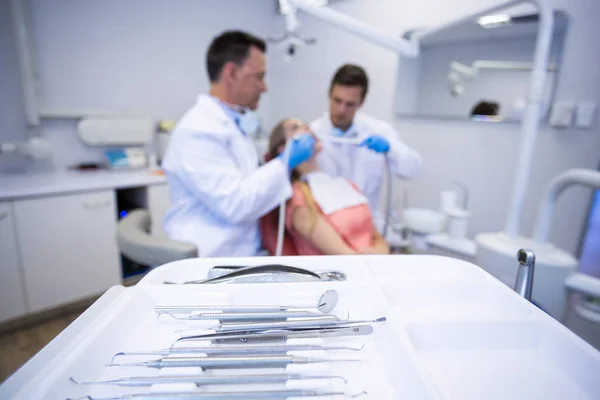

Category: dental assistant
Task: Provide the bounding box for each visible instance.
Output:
[310,64,423,230]
[162,30,315,257]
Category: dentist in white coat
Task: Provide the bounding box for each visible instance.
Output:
[162,31,315,257]
[311,64,423,231]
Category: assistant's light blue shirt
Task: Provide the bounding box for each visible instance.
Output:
[214,98,245,135]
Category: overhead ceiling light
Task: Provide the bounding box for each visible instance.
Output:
[477,14,511,28]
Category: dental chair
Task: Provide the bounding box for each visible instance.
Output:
[260,208,299,256]
[117,209,198,266]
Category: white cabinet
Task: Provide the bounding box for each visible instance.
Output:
[13,190,121,313]
[0,202,27,322]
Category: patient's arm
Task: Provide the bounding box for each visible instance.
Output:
[290,206,357,255]
[359,225,390,255]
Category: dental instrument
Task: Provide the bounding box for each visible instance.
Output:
[218,317,386,332]
[161,311,339,323]
[156,289,339,316]
[111,344,365,359]
[70,373,348,387]
[170,265,345,284]
[67,390,367,400]
[106,355,361,369]
[176,325,374,344]
[206,264,346,282]
[514,249,536,301]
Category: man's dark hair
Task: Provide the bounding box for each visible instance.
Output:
[471,101,500,117]
[206,30,266,83]
[329,64,369,101]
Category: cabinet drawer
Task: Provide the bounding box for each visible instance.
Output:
[0,202,27,322]
[13,190,121,312]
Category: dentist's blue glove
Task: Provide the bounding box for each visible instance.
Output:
[360,135,390,154]
[278,134,316,169]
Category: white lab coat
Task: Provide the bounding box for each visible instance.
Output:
[310,112,422,230]
[162,94,292,257]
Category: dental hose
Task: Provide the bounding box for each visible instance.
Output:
[275,137,296,256]
[382,153,392,237]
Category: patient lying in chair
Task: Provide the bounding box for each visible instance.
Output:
[267,118,390,256]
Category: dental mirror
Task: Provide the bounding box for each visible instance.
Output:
[318,290,339,314]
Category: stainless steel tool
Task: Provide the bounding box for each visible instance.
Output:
[70,373,348,387]
[164,264,346,284]
[218,317,386,332]
[164,312,339,322]
[514,248,536,301]
[176,325,374,344]
[112,343,365,360]
[156,289,339,316]
[106,355,361,369]
[67,390,368,399]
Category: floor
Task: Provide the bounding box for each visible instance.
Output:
[0,311,82,383]
[0,273,143,384]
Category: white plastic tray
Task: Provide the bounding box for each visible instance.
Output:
[3,255,600,400]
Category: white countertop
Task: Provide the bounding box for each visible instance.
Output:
[0,168,167,200]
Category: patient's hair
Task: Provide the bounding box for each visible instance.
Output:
[330,64,369,101]
[268,119,301,182]
[206,30,266,83]
[267,119,318,234]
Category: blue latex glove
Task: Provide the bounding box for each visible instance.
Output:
[360,135,390,153]
[278,134,316,169]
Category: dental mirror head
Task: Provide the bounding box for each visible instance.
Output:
[318,290,339,313]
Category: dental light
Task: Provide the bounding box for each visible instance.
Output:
[277,0,419,57]
[478,14,512,28]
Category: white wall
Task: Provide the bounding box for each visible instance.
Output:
[2,0,599,257]
[267,0,600,256]
[24,0,278,167]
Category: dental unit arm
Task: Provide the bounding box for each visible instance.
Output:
[282,0,419,57]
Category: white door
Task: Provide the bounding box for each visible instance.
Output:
[0,202,28,322]
[13,190,122,312]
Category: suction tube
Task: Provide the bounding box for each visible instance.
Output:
[275,137,297,257]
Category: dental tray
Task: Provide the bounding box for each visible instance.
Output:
[3,255,600,400]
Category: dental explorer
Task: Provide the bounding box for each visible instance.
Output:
[70,373,348,387]
[67,390,368,400]
[106,355,361,369]
[112,343,365,359]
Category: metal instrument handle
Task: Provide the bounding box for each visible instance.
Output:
[514,248,536,301]
[159,356,294,369]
